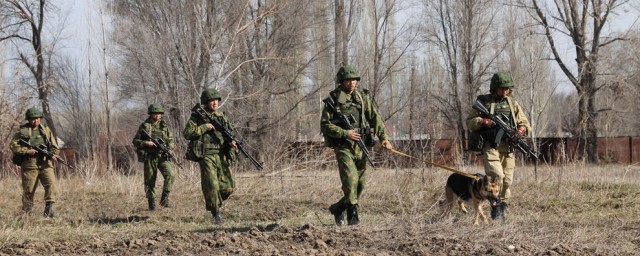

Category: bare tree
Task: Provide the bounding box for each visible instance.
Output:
[420,0,505,163]
[0,0,60,136]
[529,0,631,163]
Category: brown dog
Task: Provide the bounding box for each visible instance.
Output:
[442,173,499,225]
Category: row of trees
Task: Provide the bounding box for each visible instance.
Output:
[0,0,638,170]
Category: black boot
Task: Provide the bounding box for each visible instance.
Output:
[499,201,508,218]
[346,204,359,225]
[44,202,54,218]
[212,211,222,224]
[328,201,346,226]
[148,198,156,211]
[490,199,504,220]
[160,191,170,208]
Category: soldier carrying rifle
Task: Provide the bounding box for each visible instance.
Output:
[132,104,176,211]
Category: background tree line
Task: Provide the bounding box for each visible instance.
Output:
[0,0,638,171]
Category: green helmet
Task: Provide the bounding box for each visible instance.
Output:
[25,107,43,120]
[336,65,361,83]
[490,72,514,90]
[200,88,222,104]
[147,103,164,114]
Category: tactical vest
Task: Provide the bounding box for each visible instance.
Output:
[323,88,374,147]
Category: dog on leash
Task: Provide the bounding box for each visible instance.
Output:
[441,173,499,225]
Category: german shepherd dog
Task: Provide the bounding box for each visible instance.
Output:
[442,173,499,225]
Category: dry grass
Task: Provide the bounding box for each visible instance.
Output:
[0,161,639,254]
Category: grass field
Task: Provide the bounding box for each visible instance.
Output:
[0,162,638,254]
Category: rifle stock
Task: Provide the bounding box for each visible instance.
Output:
[141,130,184,168]
[472,100,538,160]
[18,139,74,169]
[194,105,263,170]
[323,96,376,168]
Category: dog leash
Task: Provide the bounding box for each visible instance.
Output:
[385,148,479,180]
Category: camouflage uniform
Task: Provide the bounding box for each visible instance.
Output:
[132,104,175,210]
[467,72,531,204]
[321,65,390,225]
[183,89,236,224]
[10,108,59,217]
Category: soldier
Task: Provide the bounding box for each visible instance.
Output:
[320,64,394,225]
[132,104,176,211]
[10,108,60,217]
[183,88,237,225]
[466,72,531,219]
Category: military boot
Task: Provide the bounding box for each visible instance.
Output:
[212,211,222,225]
[346,204,359,225]
[499,201,508,218]
[160,191,170,208]
[490,199,503,220]
[328,201,346,226]
[148,198,156,211]
[44,202,54,218]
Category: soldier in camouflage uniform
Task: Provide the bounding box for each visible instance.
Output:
[10,108,60,217]
[321,65,394,226]
[132,104,176,211]
[466,72,531,218]
[183,88,237,225]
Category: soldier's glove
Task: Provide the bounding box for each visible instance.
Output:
[481,118,495,128]
[510,127,526,142]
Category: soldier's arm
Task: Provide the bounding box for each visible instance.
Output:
[132,124,148,148]
[320,107,347,139]
[47,128,61,155]
[10,132,29,155]
[183,117,208,140]
[165,127,175,149]
[513,101,531,136]
[364,97,388,143]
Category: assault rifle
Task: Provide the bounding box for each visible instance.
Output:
[323,96,375,168]
[141,129,184,168]
[18,139,75,169]
[472,100,538,160]
[194,104,264,170]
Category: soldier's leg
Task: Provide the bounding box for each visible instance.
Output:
[199,155,222,213]
[144,158,159,200]
[500,152,516,201]
[336,148,359,205]
[483,147,505,191]
[39,165,57,203]
[144,158,159,210]
[158,159,174,207]
[218,158,235,201]
[354,147,367,200]
[21,168,39,212]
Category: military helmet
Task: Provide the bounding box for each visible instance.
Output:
[25,107,43,120]
[490,72,514,90]
[336,65,361,83]
[147,103,164,114]
[200,88,222,104]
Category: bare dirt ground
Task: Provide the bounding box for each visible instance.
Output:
[1,163,639,255]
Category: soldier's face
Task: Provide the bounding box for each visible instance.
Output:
[495,87,510,98]
[206,99,219,112]
[150,113,162,122]
[28,118,41,127]
[341,79,358,93]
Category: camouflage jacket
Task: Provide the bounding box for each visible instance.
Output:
[10,123,59,168]
[466,94,531,152]
[183,106,235,150]
[320,87,388,147]
[132,118,175,153]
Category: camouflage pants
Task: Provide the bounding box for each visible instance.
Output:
[334,145,367,205]
[482,147,515,201]
[199,154,235,214]
[144,155,174,200]
[21,165,57,211]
